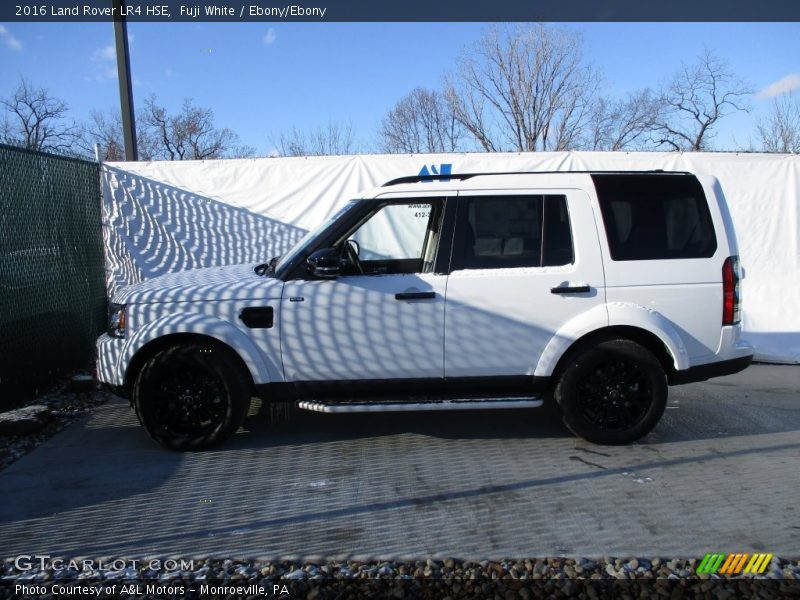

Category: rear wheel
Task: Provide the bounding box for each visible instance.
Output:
[554,339,667,445]
[133,343,251,451]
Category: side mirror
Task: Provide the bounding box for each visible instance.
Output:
[306,247,341,278]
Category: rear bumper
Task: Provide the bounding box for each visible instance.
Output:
[669,354,754,385]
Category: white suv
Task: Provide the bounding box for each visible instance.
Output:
[97,171,754,450]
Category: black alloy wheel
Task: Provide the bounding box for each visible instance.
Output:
[554,339,667,445]
[576,359,652,431]
[134,343,250,450]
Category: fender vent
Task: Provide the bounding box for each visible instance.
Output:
[239,307,274,328]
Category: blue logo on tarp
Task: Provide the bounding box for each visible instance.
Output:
[418,163,452,182]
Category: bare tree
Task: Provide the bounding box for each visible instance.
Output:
[585,89,663,151]
[380,87,465,153]
[1,78,78,152]
[80,110,125,161]
[274,121,357,156]
[755,93,800,153]
[141,95,254,160]
[651,48,753,151]
[444,24,600,152]
[77,109,159,161]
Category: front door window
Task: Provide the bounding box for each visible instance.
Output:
[341,201,442,275]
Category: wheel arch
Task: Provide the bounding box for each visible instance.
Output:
[117,311,278,396]
[548,325,679,387]
[123,333,257,395]
[535,303,690,384]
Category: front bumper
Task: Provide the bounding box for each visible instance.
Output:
[96,333,125,386]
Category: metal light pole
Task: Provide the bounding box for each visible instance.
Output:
[112,0,137,161]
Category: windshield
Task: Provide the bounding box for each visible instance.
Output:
[274,200,357,275]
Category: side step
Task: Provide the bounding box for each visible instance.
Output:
[297,397,543,414]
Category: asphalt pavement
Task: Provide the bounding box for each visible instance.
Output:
[0,364,798,560]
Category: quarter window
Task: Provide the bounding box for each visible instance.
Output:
[592,174,717,261]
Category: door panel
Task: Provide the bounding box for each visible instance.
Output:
[281,274,446,382]
[444,189,605,379]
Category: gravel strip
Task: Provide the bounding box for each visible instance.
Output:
[2,557,798,598]
[0,375,111,471]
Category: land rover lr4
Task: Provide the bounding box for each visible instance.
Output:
[97,171,754,450]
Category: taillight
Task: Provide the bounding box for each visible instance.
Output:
[722,256,741,325]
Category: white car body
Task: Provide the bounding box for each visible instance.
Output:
[97,171,754,448]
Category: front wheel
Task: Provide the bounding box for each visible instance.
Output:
[554,339,667,445]
[133,343,251,451]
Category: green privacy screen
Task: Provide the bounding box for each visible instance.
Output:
[0,144,105,398]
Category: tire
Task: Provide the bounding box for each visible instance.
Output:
[133,343,251,451]
[554,339,667,445]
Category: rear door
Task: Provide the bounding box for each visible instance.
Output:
[444,188,605,385]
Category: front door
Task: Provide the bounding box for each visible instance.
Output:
[281,197,450,387]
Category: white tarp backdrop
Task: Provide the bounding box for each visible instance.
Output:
[103,152,800,364]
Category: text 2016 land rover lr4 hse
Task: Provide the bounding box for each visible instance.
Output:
[97,171,754,450]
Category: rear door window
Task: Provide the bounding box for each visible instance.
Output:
[592,174,716,261]
[455,195,573,270]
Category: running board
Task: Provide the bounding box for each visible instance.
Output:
[297,397,543,414]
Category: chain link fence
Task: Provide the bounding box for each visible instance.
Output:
[0,144,105,404]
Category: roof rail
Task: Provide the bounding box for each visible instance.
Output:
[382,173,477,186]
[381,169,691,187]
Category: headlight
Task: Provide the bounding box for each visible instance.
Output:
[108,303,127,338]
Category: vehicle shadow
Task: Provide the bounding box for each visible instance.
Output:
[236,401,570,448]
[1,382,798,558]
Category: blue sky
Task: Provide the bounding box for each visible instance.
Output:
[1,22,799,155]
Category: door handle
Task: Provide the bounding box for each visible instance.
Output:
[395,291,436,300]
[551,285,591,295]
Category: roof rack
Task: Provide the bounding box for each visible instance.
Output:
[381,170,691,187]
[382,174,477,186]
